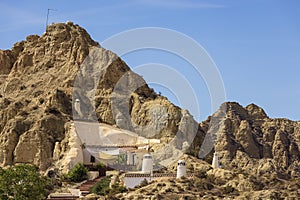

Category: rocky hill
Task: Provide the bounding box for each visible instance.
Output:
[111,103,300,199]
[0,22,299,199]
[207,102,300,177]
[0,22,196,170]
[0,22,98,169]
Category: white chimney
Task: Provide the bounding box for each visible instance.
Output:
[212,152,220,169]
[142,154,153,174]
[176,160,187,178]
[74,99,83,117]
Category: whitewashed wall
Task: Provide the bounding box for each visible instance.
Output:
[124,177,151,188]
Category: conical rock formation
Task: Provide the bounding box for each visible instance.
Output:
[0,22,197,170]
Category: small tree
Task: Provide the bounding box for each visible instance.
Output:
[95,162,105,170]
[63,163,88,182]
[0,164,51,200]
[90,176,111,195]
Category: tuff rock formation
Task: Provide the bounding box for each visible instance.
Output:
[0,22,197,170]
[0,22,299,198]
[210,102,300,177]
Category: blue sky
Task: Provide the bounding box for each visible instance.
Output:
[0,0,300,121]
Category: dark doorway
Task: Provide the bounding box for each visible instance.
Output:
[90,155,96,163]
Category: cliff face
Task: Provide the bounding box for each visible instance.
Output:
[194,102,300,178]
[0,22,195,170]
[0,22,96,169]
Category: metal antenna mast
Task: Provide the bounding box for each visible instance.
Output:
[46,8,57,28]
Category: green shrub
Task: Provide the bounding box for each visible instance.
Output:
[90,176,111,195]
[95,162,106,170]
[0,164,51,200]
[85,162,106,172]
[109,183,128,195]
[63,163,88,182]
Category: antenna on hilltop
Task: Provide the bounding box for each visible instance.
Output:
[46,8,58,28]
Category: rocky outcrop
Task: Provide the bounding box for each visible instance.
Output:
[0,22,121,169]
[0,22,195,170]
[193,102,300,179]
[53,122,84,174]
[0,50,15,75]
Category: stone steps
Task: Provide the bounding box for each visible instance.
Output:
[77,177,103,196]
